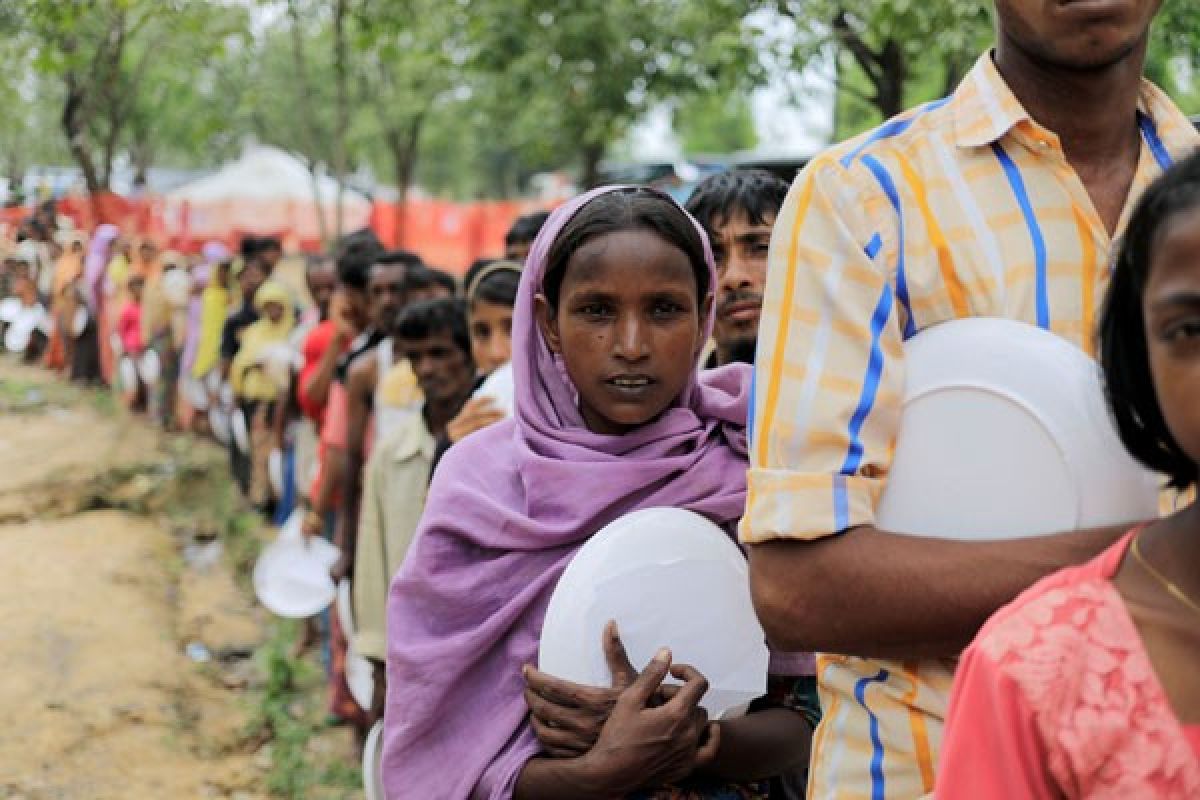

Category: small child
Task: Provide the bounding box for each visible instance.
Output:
[936,152,1200,798]
[116,275,145,358]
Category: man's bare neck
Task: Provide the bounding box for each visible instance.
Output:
[992,39,1147,167]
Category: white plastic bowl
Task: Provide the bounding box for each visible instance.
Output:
[71,306,89,338]
[363,720,385,800]
[209,407,231,446]
[268,448,285,499]
[252,512,341,618]
[231,408,251,455]
[876,318,1161,540]
[336,578,375,711]
[539,507,768,718]
[138,350,161,386]
[475,361,515,417]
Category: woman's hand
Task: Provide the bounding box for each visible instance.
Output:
[446,396,505,443]
[576,651,720,793]
[524,621,638,758]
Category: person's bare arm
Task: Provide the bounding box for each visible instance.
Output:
[271,381,291,451]
[303,326,348,411]
[339,358,375,575]
[703,709,811,782]
[747,523,1128,659]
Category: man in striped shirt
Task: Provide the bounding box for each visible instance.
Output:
[742,2,1199,798]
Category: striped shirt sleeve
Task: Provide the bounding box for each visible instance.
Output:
[740,154,906,544]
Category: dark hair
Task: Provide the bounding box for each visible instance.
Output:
[394,297,471,358]
[684,168,789,242]
[505,211,551,247]
[543,188,710,310]
[403,265,436,294]
[426,267,458,296]
[1099,150,1200,491]
[240,235,261,260]
[375,249,424,269]
[257,236,282,255]
[467,261,521,308]
[334,229,384,291]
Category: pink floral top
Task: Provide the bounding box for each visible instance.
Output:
[937,531,1200,799]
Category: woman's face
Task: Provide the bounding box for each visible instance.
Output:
[536,229,708,436]
[469,299,514,375]
[1143,203,1200,469]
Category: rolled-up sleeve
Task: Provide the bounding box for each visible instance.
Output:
[740,154,905,544]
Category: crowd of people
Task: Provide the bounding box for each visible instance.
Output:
[4,2,1200,798]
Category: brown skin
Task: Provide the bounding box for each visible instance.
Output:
[709,209,773,367]
[259,245,283,275]
[506,241,533,263]
[520,230,810,796]
[1113,204,1200,724]
[445,298,514,443]
[306,261,337,321]
[330,263,408,576]
[515,650,719,800]
[994,0,1161,235]
[535,231,709,436]
[398,329,477,438]
[470,298,514,375]
[300,286,365,425]
[525,623,812,783]
[261,300,285,325]
[748,0,1161,658]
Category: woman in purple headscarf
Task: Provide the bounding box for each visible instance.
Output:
[383,187,815,799]
[70,224,120,385]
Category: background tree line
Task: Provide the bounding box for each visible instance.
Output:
[1,0,1196,208]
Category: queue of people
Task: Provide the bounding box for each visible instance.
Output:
[3,3,1200,798]
[378,4,1200,800]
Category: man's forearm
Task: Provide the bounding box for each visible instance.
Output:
[703,709,811,782]
[748,523,1127,659]
[514,757,611,800]
[304,342,341,409]
[340,451,364,568]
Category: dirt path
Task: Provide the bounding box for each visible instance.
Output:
[0,362,269,799]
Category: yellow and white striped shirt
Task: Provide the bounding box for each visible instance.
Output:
[741,53,1198,799]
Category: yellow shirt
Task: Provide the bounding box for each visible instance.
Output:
[741,53,1199,800]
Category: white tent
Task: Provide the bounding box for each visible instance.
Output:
[163,146,372,242]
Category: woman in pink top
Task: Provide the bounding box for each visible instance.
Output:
[936,153,1200,798]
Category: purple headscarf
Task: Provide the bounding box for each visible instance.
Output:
[82,224,119,311]
[182,241,229,374]
[382,187,753,799]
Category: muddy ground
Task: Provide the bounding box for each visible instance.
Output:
[0,361,355,799]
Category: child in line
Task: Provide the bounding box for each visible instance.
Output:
[431,259,522,472]
[936,152,1200,797]
[383,187,815,799]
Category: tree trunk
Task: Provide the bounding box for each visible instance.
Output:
[62,73,103,194]
[874,38,906,120]
[580,141,606,190]
[305,157,330,248]
[387,112,425,244]
[332,0,349,240]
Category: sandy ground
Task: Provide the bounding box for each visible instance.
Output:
[0,362,269,799]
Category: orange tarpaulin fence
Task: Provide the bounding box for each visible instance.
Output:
[6,193,552,275]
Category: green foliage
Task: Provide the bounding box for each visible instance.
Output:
[675,92,759,156]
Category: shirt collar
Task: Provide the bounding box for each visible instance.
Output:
[951,50,1199,152]
[389,411,435,462]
